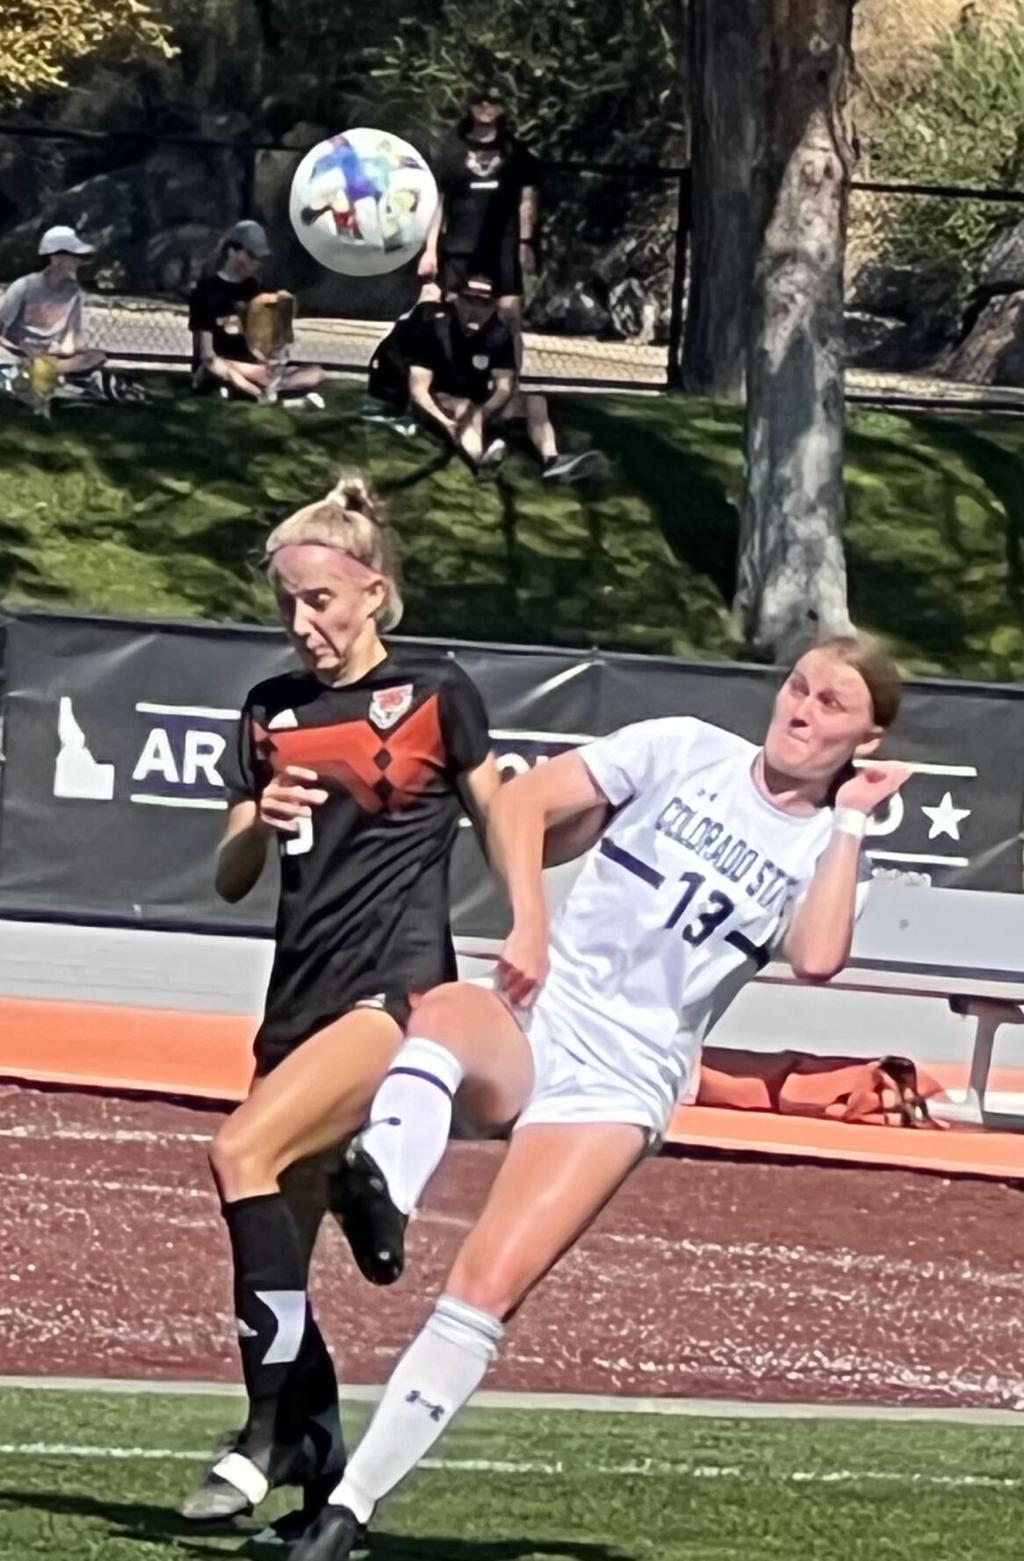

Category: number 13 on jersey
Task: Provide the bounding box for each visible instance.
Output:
[664,870,733,945]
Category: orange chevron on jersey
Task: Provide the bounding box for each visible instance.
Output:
[253,694,445,815]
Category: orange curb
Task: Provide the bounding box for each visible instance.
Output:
[666,1104,1023,1179]
[1,995,1021,1177]
[0,996,255,1100]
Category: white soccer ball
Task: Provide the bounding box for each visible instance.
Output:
[289,127,438,277]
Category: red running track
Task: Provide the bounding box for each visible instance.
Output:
[2,1083,1022,1408]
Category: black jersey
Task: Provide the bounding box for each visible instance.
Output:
[188,274,260,369]
[436,135,540,260]
[224,650,491,1066]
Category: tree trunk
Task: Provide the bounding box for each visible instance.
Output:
[681,0,769,398]
[734,0,855,661]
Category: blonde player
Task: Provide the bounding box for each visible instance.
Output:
[294,633,909,1560]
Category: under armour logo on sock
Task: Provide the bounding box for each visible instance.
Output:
[405,1389,446,1422]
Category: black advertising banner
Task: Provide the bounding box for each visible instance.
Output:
[1,607,1022,938]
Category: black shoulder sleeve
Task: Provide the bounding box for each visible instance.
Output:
[438,662,492,774]
[221,687,261,800]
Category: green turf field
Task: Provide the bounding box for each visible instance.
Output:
[3,380,1024,678]
[0,1386,1019,1560]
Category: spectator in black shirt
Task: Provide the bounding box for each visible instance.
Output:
[368,279,601,482]
[189,220,324,402]
[420,86,539,356]
[408,277,515,466]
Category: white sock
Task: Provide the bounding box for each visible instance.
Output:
[329,1294,503,1523]
[359,1037,464,1215]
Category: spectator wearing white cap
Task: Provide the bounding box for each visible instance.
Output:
[188,219,323,401]
[0,224,107,377]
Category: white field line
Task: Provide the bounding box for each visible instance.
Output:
[1,1378,1022,1426]
[0,1441,1019,1490]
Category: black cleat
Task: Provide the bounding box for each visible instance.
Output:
[248,1500,365,1554]
[291,1503,363,1561]
[243,1447,346,1549]
[329,1142,407,1286]
[246,1507,310,1549]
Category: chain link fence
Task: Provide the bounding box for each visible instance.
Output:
[0,126,682,388]
[2,123,1024,403]
[846,180,1024,409]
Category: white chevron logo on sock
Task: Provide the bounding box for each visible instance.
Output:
[236,1316,258,1339]
[255,1289,306,1365]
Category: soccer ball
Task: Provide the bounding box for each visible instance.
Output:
[289,127,438,277]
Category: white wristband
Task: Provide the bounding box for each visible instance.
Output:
[833,807,868,840]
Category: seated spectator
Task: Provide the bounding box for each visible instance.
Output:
[0,226,107,378]
[188,220,323,403]
[367,278,598,481]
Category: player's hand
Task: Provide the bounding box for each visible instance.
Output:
[497,918,549,1010]
[835,761,913,817]
[259,765,328,835]
[417,249,438,280]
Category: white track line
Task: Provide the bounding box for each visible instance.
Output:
[1,1377,1022,1426]
[0,1442,1018,1489]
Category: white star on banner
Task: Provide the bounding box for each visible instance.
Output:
[920,791,972,842]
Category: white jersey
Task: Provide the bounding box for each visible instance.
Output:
[531,717,845,1132]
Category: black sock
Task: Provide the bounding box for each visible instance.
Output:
[277,1302,345,1479]
[222,1193,308,1460]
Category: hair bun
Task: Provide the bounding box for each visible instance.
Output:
[328,474,375,517]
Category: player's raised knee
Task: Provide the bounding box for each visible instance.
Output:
[411,980,506,1045]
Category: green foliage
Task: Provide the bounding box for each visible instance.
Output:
[861,6,1024,187]
[0,0,176,106]
[858,6,1024,322]
[366,0,688,163]
[3,382,1024,680]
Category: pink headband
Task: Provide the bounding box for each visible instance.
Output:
[266,539,381,584]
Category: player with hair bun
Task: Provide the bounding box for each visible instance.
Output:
[179,473,501,1542]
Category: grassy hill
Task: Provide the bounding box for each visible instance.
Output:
[2,380,1023,680]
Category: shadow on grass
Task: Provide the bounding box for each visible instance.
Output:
[370,1530,626,1561]
[563,396,740,603]
[0,1489,626,1561]
[907,411,1024,607]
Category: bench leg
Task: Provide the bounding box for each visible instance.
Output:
[967,1015,999,1118]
